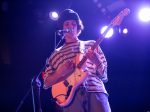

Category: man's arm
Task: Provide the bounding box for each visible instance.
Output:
[43,60,75,89]
[96,46,108,83]
[86,45,108,83]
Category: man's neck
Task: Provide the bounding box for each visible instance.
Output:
[65,36,79,44]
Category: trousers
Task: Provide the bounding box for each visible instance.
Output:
[62,87,111,112]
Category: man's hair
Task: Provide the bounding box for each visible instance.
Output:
[58,9,84,35]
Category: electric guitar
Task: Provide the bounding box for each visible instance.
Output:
[51,8,130,107]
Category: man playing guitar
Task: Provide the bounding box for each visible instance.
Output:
[43,9,111,112]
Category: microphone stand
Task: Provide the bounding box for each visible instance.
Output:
[55,30,65,49]
[16,30,64,112]
[33,30,64,111]
[31,67,44,112]
[16,63,47,112]
[16,87,31,112]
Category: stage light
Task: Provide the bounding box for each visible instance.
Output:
[138,7,150,22]
[100,26,114,38]
[122,28,128,34]
[49,11,59,21]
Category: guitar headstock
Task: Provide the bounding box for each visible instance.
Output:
[111,8,130,27]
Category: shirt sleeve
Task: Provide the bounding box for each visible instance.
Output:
[43,58,55,89]
[96,46,108,83]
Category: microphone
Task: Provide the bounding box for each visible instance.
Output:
[57,29,72,35]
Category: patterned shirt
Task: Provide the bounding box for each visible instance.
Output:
[43,40,108,94]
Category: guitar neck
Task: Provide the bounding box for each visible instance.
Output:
[91,23,113,50]
[77,8,130,68]
[77,24,113,69]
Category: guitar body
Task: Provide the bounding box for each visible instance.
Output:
[51,54,88,107]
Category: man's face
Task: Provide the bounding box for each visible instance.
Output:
[63,20,78,38]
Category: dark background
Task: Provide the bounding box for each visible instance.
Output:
[0,0,150,112]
